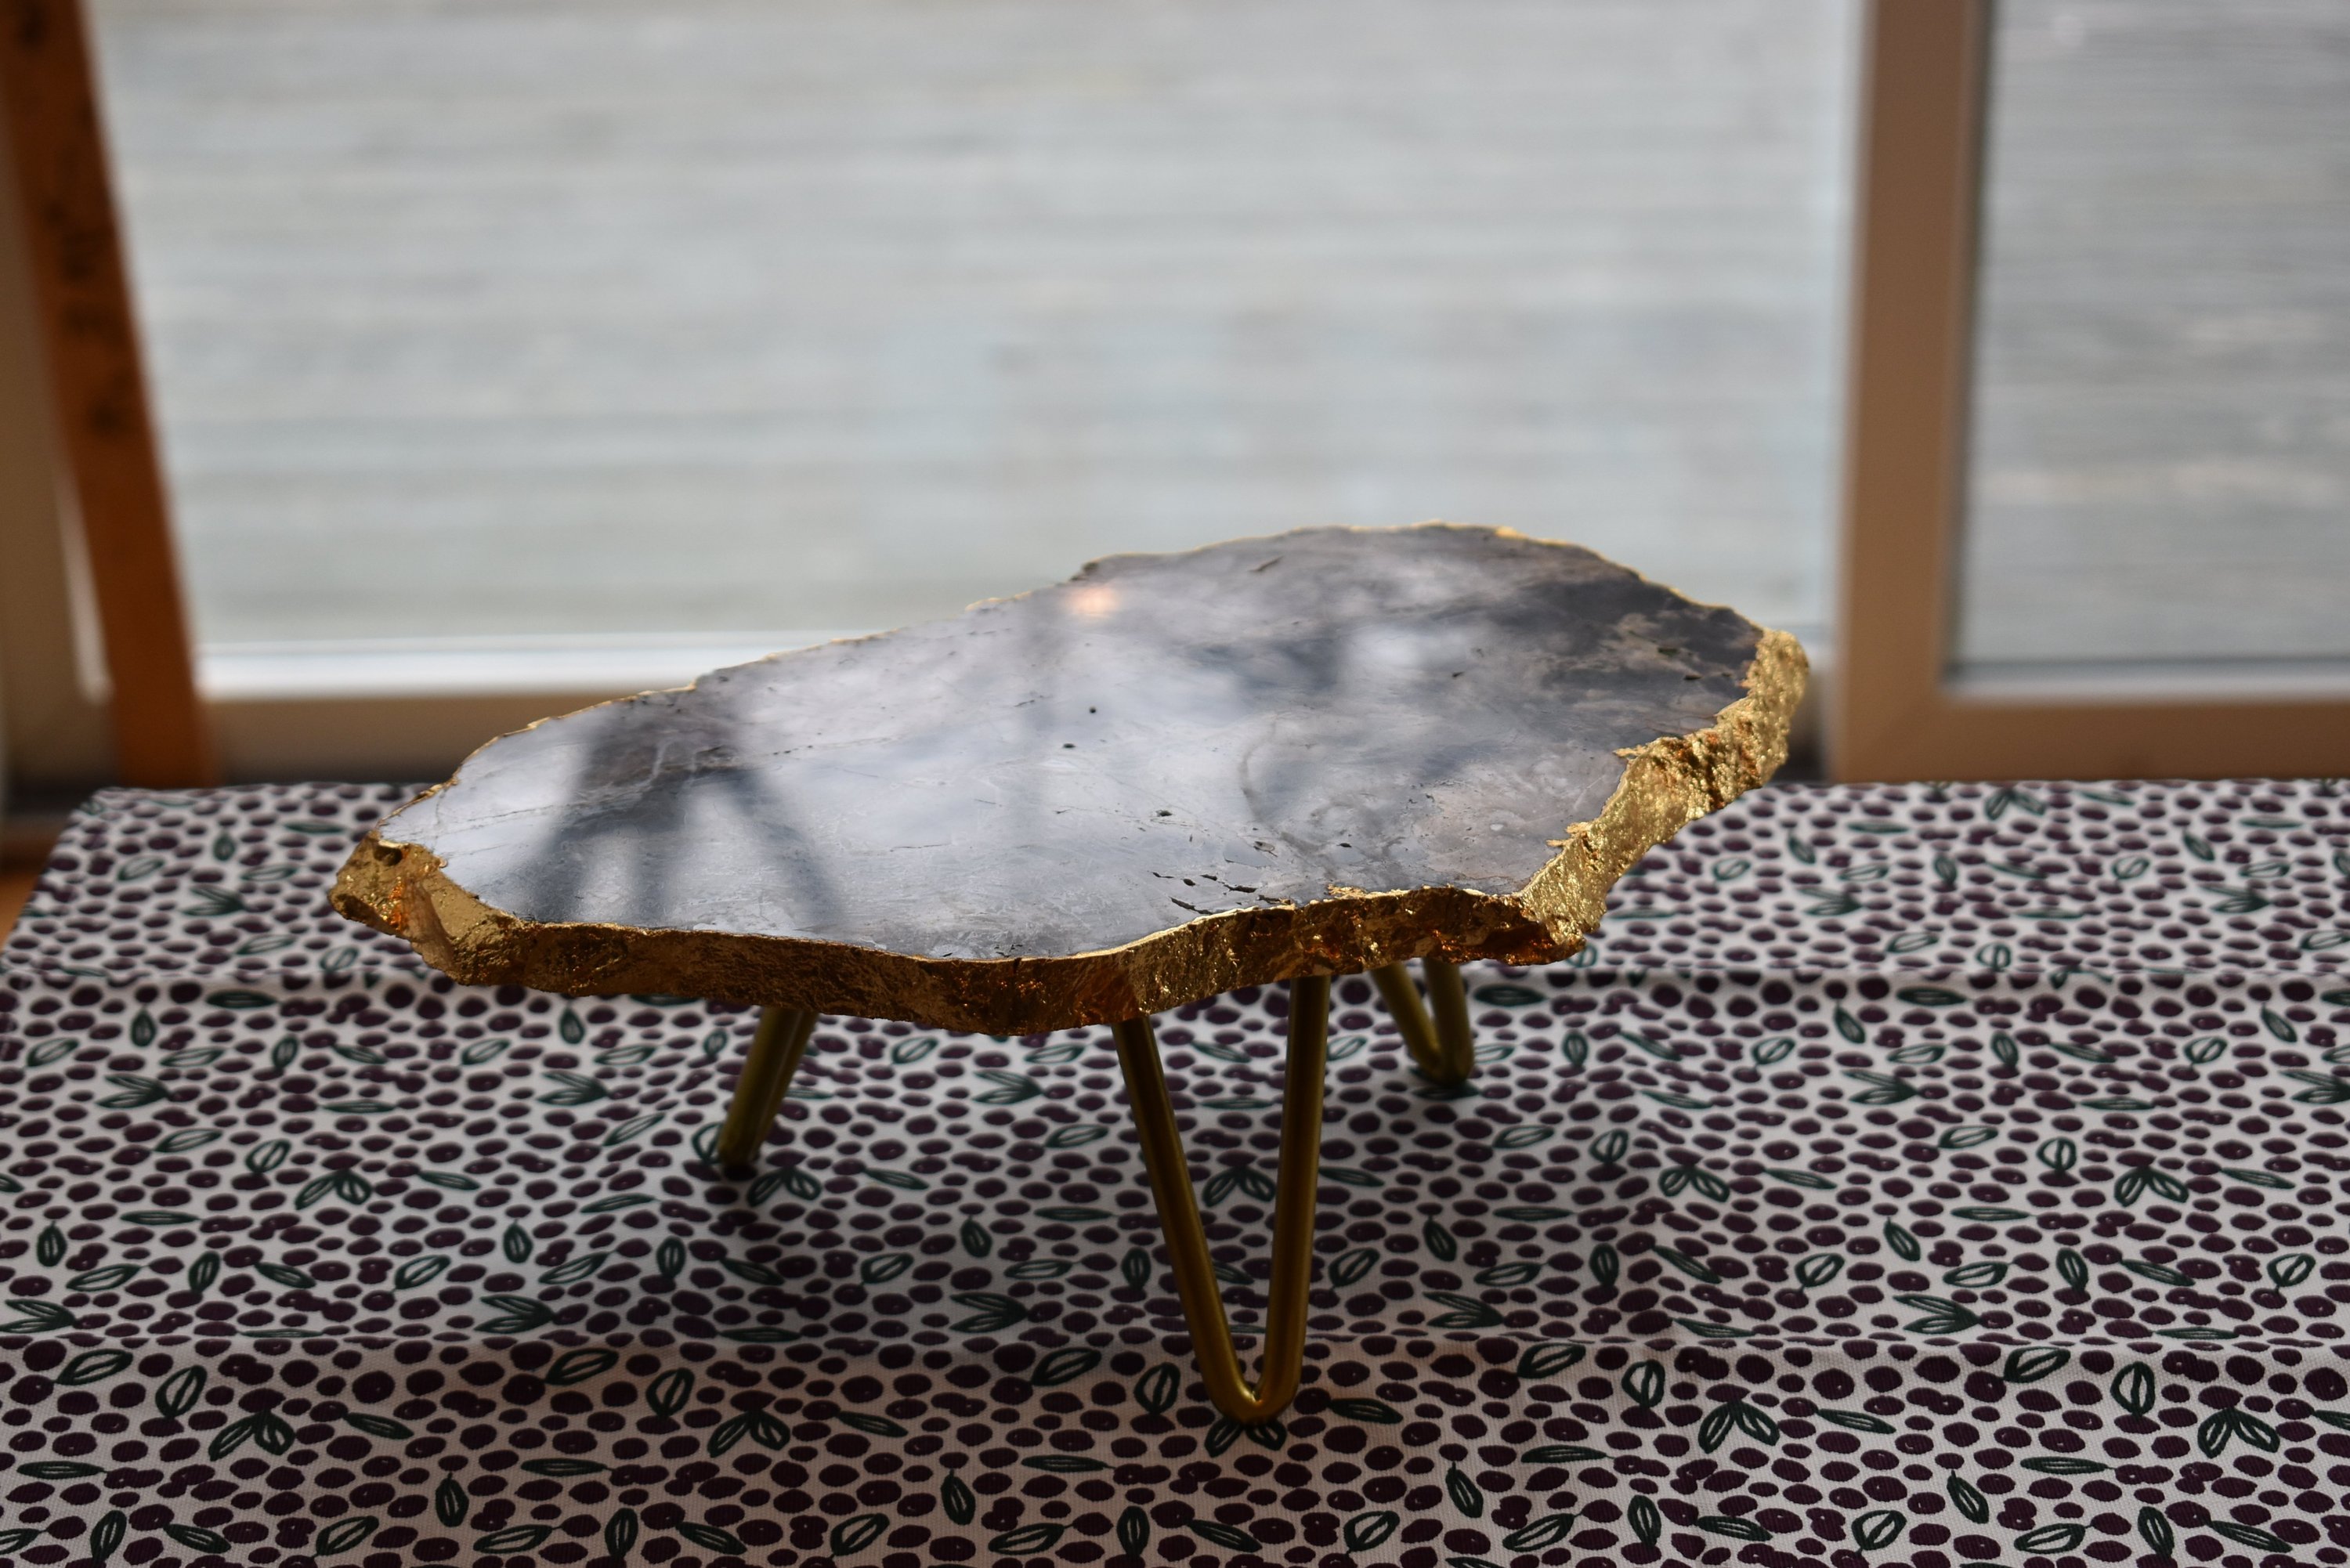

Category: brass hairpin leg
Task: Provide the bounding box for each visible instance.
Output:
[1370,957,1475,1084]
[1114,975,1329,1425]
[716,1006,818,1169]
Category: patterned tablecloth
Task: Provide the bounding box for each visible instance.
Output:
[0,779,2345,1568]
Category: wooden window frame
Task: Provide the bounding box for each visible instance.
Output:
[2,0,212,788]
[1831,0,2350,782]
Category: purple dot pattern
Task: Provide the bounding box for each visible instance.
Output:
[0,779,2344,1568]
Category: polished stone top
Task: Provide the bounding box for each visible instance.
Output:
[334,526,1802,1029]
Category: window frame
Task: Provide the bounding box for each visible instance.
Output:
[1830,0,2350,782]
[2,0,211,790]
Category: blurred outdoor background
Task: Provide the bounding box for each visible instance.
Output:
[100,0,1856,693]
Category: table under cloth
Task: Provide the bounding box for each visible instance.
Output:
[0,779,2344,1568]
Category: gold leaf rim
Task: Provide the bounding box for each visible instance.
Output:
[331,623,1806,1034]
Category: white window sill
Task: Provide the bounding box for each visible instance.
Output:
[196,633,868,701]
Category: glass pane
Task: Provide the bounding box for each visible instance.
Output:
[95,0,1853,663]
[1957,0,2350,672]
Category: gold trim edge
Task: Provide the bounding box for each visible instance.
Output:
[331,631,1806,1035]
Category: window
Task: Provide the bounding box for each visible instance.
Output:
[20,0,2341,794]
[1831,0,2349,779]
[80,0,1850,751]
[1958,0,2350,679]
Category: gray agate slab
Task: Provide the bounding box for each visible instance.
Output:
[334,525,1803,1031]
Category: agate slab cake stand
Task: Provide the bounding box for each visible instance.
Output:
[333,524,1806,1423]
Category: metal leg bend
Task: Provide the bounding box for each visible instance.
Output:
[1114,975,1330,1425]
[1369,956,1475,1085]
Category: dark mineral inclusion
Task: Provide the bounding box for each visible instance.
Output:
[347,526,1792,974]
